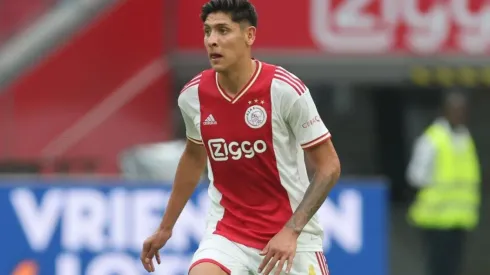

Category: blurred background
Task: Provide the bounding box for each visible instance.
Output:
[0,0,488,275]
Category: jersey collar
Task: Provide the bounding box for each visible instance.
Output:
[215,59,262,104]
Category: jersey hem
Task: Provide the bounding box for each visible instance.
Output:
[187,136,203,145]
[214,231,265,250]
[301,132,331,149]
[211,231,324,252]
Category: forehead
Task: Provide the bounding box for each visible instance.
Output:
[204,12,237,26]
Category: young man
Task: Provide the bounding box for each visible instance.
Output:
[140,0,341,274]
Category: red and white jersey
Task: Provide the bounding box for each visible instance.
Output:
[178,60,331,251]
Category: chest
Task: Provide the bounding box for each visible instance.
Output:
[198,90,274,143]
[450,132,469,153]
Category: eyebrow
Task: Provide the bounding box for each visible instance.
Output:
[204,23,231,28]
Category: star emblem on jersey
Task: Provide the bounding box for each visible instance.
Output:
[245,104,267,129]
[248,99,265,105]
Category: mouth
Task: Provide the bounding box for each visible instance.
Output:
[209,53,223,60]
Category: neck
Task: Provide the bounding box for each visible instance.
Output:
[443,117,462,130]
[218,58,255,95]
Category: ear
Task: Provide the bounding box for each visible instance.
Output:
[244,26,256,46]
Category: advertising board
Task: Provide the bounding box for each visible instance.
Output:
[178,0,490,55]
[0,178,388,275]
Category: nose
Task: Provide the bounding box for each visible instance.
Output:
[206,31,218,48]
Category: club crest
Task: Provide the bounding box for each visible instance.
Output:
[244,105,267,129]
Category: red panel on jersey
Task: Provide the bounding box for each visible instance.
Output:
[198,63,293,249]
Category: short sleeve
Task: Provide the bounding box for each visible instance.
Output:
[179,108,202,144]
[286,92,331,149]
[178,86,203,145]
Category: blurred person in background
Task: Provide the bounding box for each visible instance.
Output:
[406,91,481,275]
[119,109,206,183]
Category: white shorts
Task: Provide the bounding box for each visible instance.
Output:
[189,234,330,275]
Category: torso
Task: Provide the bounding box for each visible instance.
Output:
[179,60,327,251]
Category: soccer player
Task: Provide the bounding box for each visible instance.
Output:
[140,0,341,274]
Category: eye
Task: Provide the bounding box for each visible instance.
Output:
[204,28,211,36]
[219,28,228,34]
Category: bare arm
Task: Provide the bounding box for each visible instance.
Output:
[159,140,207,231]
[285,139,341,235]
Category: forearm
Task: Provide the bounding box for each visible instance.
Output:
[285,164,340,234]
[159,151,206,231]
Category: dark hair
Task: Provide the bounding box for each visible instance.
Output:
[201,0,258,27]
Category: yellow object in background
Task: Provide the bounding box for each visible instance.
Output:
[435,67,455,87]
[309,264,317,275]
[411,66,431,86]
[410,66,490,87]
[458,67,478,88]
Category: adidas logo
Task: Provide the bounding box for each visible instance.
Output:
[203,114,217,125]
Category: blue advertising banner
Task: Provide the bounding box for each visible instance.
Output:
[0,178,388,275]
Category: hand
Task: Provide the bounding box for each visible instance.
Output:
[140,229,172,272]
[258,227,299,275]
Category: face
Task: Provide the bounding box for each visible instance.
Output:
[203,12,256,72]
[445,100,467,127]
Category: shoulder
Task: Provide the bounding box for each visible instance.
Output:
[180,72,204,94]
[268,65,309,113]
[410,134,437,159]
[178,71,209,110]
[424,120,451,142]
[179,68,216,93]
[413,131,437,153]
[270,66,308,99]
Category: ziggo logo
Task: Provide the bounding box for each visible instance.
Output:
[310,0,490,54]
[207,138,267,161]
